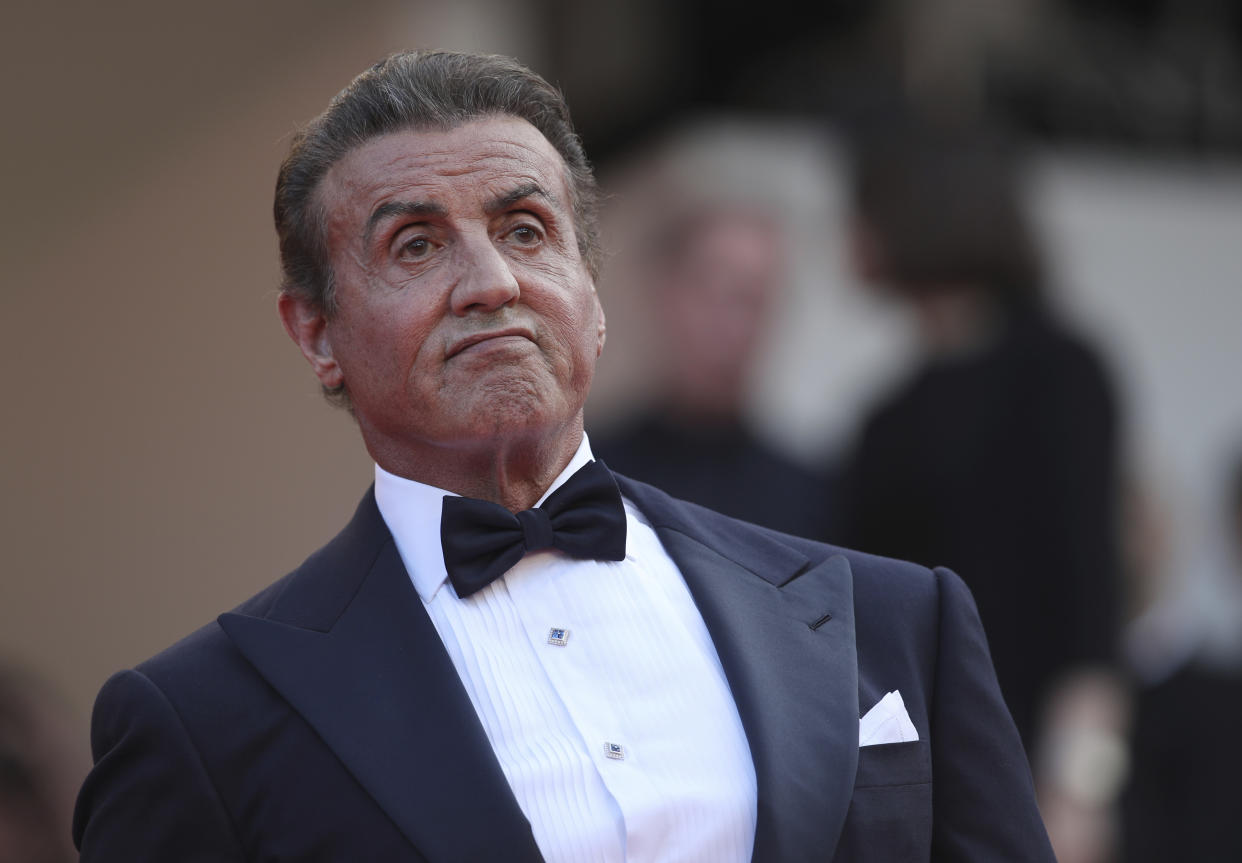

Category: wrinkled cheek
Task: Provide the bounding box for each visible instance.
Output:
[568,340,599,401]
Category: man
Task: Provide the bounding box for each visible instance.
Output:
[73,51,1054,861]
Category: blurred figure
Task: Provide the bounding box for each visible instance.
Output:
[1122,449,1242,863]
[841,119,1124,754]
[595,207,834,539]
[0,661,88,863]
[841,119,1129,861]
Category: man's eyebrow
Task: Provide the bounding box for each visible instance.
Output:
[364,200,446,243]
[485,182,555,215]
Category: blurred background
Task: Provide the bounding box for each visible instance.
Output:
[3,1,1241,860]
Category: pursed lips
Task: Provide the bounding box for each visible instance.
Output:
[445,327,536,359]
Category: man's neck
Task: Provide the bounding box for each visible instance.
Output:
[367,423,586,512]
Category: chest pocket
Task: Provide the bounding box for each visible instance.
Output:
[854,739,930,788]
[833,741,932,862]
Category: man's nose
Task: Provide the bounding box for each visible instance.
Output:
[450,232,521,315]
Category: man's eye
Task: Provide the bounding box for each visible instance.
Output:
[401,237,433,258]
[509,225,540,245]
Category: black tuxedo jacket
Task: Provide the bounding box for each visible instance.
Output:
[74,475,1054,861]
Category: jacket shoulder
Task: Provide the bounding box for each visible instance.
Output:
[615,469,942,603]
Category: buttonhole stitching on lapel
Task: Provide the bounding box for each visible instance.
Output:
[809,612,832,631]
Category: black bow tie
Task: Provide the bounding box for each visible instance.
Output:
[440,460,627,598]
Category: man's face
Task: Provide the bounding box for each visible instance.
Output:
[285,116,605,472]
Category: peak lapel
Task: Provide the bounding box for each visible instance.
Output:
[219,494,542,863]
[618,476,859,863]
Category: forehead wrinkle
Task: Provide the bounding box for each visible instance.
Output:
[323,121,574,250]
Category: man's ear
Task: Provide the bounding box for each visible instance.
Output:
[278,292,343,389]
[594,293,607,357]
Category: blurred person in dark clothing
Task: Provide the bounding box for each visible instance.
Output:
[1122,451,1242,863]
[0,662,88,863]
[596,208,834,540]
[841,123,1129,863]
[841,122,1124,757]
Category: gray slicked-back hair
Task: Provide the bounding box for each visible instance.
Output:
[274,50,602,319]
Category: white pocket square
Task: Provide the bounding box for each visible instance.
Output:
[859,690,920,747]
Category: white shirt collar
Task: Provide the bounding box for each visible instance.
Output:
[373,434,597,602]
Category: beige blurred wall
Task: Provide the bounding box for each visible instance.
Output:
[0,0,549,730]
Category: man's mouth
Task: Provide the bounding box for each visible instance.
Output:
[446,327,535,359]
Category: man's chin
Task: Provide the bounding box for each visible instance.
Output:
[446,392,574,444]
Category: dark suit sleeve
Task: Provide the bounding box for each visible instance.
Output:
[73,669,246,862]
[928,568,1056,861]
